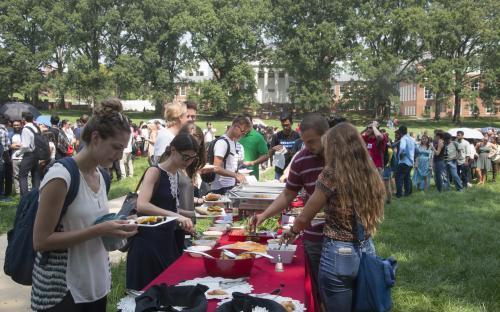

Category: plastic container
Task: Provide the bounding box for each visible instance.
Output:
[267,244,297,264]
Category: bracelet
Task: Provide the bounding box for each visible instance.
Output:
[290,225,300,235]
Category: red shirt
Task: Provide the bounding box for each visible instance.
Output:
[363,134,387,168]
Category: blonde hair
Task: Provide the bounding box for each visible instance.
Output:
[164,102,187,127]
[322,122,385,235]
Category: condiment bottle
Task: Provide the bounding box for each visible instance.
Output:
[275,255,284,272]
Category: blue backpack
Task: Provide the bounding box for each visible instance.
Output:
[3,157,110,285]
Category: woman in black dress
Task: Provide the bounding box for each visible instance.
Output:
[126,133,198,291]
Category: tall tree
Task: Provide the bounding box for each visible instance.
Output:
[104,0,144,99]
[0,0,51,105]
[188,0,267,114]
[422,0,498,122]
[269,0,354,111]
[42,0,73,107]
[348,0,426,118]
[126,0,192,113]
[67,0,114,106]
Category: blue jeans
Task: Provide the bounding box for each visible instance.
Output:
[446,160,463,191]
[433,159,449,192]
[318,238,376,312]
[457,163,469,188]
[395,163,412,197]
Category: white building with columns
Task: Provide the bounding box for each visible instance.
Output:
[250,62,292,105]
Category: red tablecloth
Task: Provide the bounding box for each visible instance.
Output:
[144,236,315,312]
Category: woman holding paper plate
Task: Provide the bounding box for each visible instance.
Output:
[126,133,198,291]
[282,122,385,312]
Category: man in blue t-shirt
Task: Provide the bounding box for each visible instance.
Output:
[269,111,300,180]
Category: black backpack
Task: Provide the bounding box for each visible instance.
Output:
[26,126,51,161]
[3,157,111,285]
[200,136,231,183]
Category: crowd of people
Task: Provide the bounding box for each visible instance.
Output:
[6,96,495,311]
[359,123,499,203]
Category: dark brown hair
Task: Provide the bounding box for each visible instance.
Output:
[179,122,206,178]
[81,98,130,144]
[160,133,200,178]
[300,113,329,135]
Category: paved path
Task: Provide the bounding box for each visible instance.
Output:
[0,195,128,311]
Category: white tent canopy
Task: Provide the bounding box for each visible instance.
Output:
[447,128,484,140]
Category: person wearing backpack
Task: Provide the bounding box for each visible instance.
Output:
[200,116,250,195]
[30,99,138,311]
[16,112,41,196]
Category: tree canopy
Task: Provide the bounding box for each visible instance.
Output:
[0,0,497,120]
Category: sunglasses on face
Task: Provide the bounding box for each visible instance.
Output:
[179,152,198,162]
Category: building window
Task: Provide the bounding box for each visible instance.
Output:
[471,80,480,91]
[188,72,194,77]
[278,72,285,78]
[180,86,186,96]
[268,72,275,78]
[197,71,204,77]
[258,71,264,78]
[424,87,433,99]
[339,83,345,96]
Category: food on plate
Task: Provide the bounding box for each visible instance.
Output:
[207,289,228,296]
[195,205,224,216]
[281,300,296,312]
[222,241,267,254]
[136,216,167,225]
[207,205,224,214]
[254,194,271,198]
[205,193,221,201]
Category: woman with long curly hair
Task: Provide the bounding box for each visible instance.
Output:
[282,122,386,312]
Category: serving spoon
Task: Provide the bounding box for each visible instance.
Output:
[183,249,216,259]
[223,249,274,260]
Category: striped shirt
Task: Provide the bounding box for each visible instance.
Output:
[286,149,325,241]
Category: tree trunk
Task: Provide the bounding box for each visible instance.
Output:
[434,92,441,121]
[452,73,462,123]
[453,89,461,123]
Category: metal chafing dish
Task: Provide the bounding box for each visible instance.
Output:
[228,182,285,213]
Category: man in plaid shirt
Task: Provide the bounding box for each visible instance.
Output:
[0,114,12,200]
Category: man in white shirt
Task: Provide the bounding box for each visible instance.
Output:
[153,102,189,164]
[10,120,23,195]
[203,122,216,143]
[202,116,250,194]
[17,112,41,196]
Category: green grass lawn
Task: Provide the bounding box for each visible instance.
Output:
[379,181,500,311]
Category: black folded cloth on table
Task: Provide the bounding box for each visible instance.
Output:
[216,292,287,312]
[135,283,209,312]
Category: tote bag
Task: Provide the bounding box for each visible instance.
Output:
[354,219,397,312]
